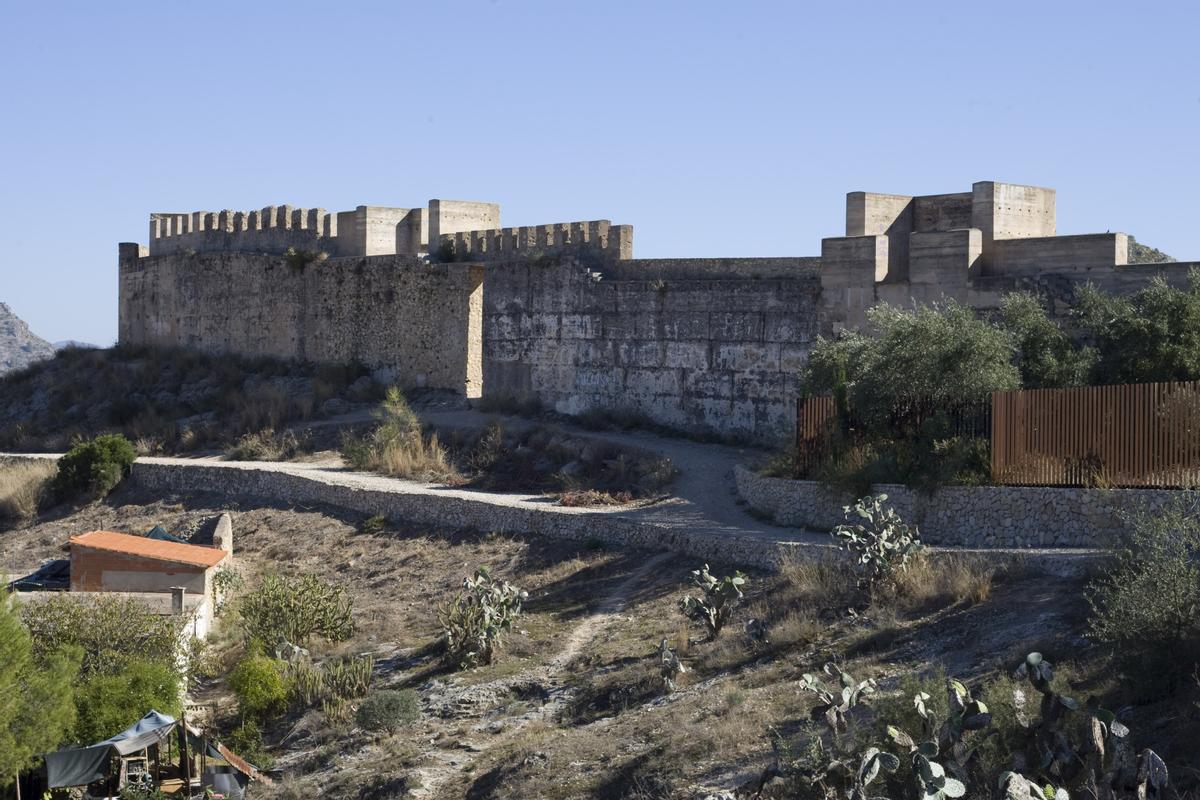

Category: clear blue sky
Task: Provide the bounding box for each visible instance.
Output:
[2,0,1197,345]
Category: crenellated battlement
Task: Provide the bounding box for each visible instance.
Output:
[149,205,362,257]
[441,220,633,263]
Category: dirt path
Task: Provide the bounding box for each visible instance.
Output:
[408,550,675,798]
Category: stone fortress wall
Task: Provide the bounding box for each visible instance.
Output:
[118,181,1200,442]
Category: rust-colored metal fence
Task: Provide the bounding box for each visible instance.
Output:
[795,395,836,475]
[795,381,1200,487]
[991,381,1200,487]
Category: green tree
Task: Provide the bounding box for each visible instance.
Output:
[1076,270,1200,385]
[22,594,181,677]
[0,595,80,790]
[998,292,1094,388]
[73,657,182,744]
[804,301,1020,435]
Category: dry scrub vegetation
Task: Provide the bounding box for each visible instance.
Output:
[0,344,382,455]
[0,458,56,523]
[339,389,675,504]
[5,484,1194,799]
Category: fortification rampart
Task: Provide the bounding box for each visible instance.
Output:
[120,251,484,395]
[441,220,632,263]
[118,179,1200,443]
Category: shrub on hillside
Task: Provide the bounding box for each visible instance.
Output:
[52,434,136,501]
[229,654,291,720]
[223,719,274,770]
[356,689,419,733]
[73,657,182,743]
[1087,494,1200,688]
[238,574,354,645]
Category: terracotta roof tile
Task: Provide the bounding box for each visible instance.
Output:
[69,531,228,569]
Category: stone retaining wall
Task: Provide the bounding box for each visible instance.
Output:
[127,461,796,570]
[735,465,1180,548]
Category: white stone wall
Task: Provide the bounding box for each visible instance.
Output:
[735,465,1182,549]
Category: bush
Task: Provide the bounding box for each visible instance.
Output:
[21,594,182,677]
[223,719,274,769]
[229,654,290,720]
[356,689,419,733]
[0,458,56,521]
[1087,494,1200,687]
[238,574,354,645]
[52,434,136,500]
[440,566,527,669]
[74,657,182,743]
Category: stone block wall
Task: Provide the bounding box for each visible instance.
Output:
[735,465,1179,548]
[119,250,484,395]
[482,258,821,440]
[442,220,633,264]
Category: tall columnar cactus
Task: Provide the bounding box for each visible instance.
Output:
[439,566,528,670]
[678,564,747,639]
[831,493,922,588]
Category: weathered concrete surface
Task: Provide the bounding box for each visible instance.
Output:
[482,258,820,442]
[119,252,484,396]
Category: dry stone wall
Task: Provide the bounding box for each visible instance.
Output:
[482,259,822,441]
[735,465,1177,548]
[119,251,483,395]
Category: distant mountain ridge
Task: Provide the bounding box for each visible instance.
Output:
[0,302,55,374]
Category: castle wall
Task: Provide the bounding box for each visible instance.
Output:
[119,250,483,395]
[482,258,820,442]
[442,220,633,264]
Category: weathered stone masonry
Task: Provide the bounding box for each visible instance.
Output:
[118,182,1200,442]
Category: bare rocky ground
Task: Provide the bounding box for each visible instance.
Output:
[7,481,1193,800]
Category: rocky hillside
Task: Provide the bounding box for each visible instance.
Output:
[0,303,54,375]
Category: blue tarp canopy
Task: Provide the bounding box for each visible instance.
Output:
[44,711,176,788]
[145,525,187,543]
[6,559,70,591]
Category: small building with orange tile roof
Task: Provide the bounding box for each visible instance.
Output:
[68,530,228,598]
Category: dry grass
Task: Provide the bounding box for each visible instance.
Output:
[887,552,995,611]
[375,431,460,482]
[225,428,308,462]
[0,458,56,521]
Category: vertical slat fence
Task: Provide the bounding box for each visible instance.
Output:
[990,380,1200,487]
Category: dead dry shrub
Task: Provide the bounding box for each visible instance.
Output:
[0,458,57,521]
[885,552,994,611]
[226,428,307,462]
